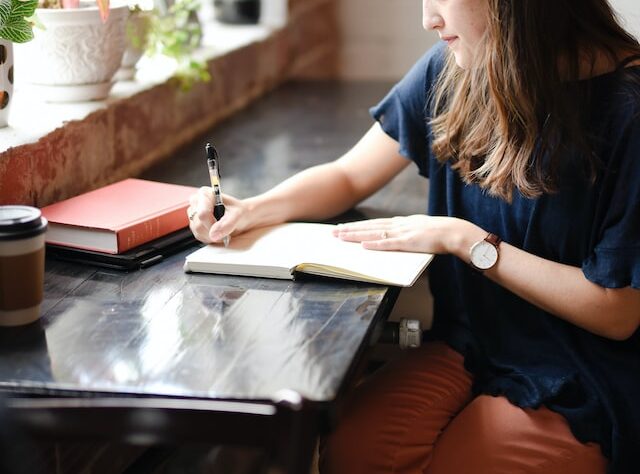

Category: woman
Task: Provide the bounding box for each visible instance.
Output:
[188,0,640,472]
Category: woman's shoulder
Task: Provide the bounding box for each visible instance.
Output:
[597,67,640,119]
[581,67,640,142]
[584,68,640,176]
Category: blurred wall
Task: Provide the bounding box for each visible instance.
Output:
[338,0,436,80]
[611,0,640,39]
[338,0,639,81]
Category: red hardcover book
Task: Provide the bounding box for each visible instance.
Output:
[41,179,197,254]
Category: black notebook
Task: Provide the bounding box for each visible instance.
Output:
[46,227,198,271]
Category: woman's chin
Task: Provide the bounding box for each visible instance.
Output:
[452,53,470,69]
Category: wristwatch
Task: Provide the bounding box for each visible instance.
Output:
[469,233,501,271]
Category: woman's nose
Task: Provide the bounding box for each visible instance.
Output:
[423,3,444,31]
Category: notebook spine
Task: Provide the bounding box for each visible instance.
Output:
[116,206,189,253]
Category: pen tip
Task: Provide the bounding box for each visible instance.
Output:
[206,143,217,161]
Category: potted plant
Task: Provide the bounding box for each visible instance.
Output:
[145,0,209,89]
[0,0,38,126]
[14,0,129,102]
[119,0,209,90]
[116,4,152,80]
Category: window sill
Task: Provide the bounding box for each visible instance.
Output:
[0,21,273,152]
[0,0,338,207]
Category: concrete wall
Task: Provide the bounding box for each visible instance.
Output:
[338,0,639,81]
[338,0,436,81]
[611,0,640,40]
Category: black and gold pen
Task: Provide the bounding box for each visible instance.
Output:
[205,142,230,247]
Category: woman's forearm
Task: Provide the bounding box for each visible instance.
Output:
[242,162,363,228]
[240,123,410,230]
[450,221,640,340]
[194,124,409,245]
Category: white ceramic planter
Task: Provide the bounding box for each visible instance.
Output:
[15,4,129,102]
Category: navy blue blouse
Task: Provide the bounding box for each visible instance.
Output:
[370,42,640,473]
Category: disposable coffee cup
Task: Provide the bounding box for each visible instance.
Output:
[0,206,48,326]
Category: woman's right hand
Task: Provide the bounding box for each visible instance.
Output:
[187,124,410,244]
[187,187,249,244]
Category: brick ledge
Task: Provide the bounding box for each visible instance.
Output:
[0,22,273,151]
[0,0,338,207]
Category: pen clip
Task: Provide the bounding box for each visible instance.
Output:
[206,142,220,178]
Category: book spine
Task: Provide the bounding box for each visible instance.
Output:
[116,205,189,252]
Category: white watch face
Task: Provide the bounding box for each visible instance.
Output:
[470,240,498,270]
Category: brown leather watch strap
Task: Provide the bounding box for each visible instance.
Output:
[485,233,501,247]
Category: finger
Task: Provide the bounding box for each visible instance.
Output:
[209,212,235,243]
[349,217,392,226]
[189,188,213,219]
[335,219,392,233]
[186,206,196,223]
[335,228,392,242]
[189,208,216,244]
[190,188,228,244]
[196,186,214,208]
[361,238,400,251]
[198,185,213,196]
[189,213,214,243]
[190,216,215,244]
[192,228,214,244]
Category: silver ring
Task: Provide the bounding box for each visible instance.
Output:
[188,210,197,221]
[381,231,388,240]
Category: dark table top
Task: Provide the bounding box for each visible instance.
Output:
[0,81,428,407]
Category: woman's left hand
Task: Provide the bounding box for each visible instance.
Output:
[333,214,476,256]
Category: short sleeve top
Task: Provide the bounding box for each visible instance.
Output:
[370,42,640,473]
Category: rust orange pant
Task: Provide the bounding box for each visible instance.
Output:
[319,342,607,474]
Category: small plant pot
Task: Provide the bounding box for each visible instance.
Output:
[116,9,153,81]
[15,4,129,102]
[213,0,260,25]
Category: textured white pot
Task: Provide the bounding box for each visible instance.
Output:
[15,3,128,102]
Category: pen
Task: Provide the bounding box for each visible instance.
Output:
[206,142,230,247]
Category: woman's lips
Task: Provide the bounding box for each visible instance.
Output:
[442,36,458,46]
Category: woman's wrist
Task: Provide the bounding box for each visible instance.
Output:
[446,218,487,261]
[237,196,260,232]
[240,194,285,231]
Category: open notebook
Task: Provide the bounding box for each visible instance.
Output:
[183,223,433,287]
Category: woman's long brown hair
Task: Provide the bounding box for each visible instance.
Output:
[430,0,640,201]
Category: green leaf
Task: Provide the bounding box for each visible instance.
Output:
[12,0,37,19]
[0,0,37,43]
[0,17,33,43]
[141,0,208,90]
[0,0,12,26]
